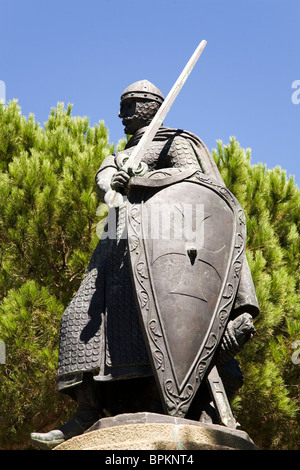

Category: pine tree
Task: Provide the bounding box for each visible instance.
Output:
[0,101,124,448]
[0,102,299,449]
[213,138,300,450]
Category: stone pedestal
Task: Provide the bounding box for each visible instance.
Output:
[54,412,258,450]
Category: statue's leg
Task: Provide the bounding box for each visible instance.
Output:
[101,376,164,416]
[185,382,219,424]
[30,373,102,449]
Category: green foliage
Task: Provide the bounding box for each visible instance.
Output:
[0,101,118,448]
[213,138,300,449]
[0,102,115,303]
[0,102,299,449]
[0,281,67,446]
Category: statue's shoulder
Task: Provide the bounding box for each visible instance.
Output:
[97,153,116,172]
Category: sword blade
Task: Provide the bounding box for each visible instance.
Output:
[107,40,207,207]
[122,39,207,173]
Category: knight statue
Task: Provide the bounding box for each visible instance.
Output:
[30,79,259,449]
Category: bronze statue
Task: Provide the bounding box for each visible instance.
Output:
[30,77,259,449]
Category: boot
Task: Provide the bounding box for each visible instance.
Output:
[30,374,101,449]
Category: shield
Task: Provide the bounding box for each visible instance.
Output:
[126,169,246,417]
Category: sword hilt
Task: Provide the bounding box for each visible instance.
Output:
[105,158,148,208]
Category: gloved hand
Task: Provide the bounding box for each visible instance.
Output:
[216,312,256,365]
[110,169,131,195]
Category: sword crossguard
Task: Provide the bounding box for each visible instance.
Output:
[106,158,149,208]
[127,161,148,177]
[116,153,148,177]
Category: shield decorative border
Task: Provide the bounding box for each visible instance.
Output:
[127,169,246,417]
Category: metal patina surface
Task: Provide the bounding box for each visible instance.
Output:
[31,42,260,450]
[127,168,247,417]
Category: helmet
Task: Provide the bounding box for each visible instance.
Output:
[121,80,164,105]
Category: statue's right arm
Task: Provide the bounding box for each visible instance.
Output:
[95,165,117,203]
[96,149,136,203]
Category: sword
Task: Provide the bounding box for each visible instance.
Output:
[107,39,207,207]
[206,365,239,429]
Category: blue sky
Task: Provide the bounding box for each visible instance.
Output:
[1,0,299,185]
